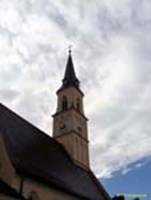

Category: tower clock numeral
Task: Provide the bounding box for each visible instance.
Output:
[77,126,82,132]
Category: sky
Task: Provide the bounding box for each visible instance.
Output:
[102,158,151,200]
[0,0,151,183]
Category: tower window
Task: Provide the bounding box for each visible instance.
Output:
[62,96,68,111]
[76,98,81,112]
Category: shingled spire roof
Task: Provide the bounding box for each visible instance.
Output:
[61,50,80,90]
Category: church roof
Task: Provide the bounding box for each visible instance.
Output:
[0,103,111,200]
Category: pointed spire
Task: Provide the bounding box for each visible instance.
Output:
[62,49,80,89]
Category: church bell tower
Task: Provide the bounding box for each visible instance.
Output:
[52,50,89,169]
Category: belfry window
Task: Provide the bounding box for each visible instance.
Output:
[62,96,68,111]
[76,98,81,112]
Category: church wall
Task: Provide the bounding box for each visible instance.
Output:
[70,109,88,139]
[53,109,88,144]
[0,136,15,185]
[12,174,82,200]
[53,110,75,136]
[53,95,89,168]
[56,132,74,156]
[0,194,18,200]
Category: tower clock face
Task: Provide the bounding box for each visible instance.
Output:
[59,120,66,129]
[76,116,85,126]
[59,114,70,130]
[77,126,82,132]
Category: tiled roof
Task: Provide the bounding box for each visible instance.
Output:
[0,103,111,200]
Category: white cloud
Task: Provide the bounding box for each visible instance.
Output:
[0,0,151,178]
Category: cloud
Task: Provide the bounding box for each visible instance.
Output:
[0,0,151,178]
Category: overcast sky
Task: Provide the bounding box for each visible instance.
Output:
[0,0,151,178]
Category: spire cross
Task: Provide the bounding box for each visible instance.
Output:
[68,45,72,54]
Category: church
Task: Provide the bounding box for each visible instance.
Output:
[0,50,111,200]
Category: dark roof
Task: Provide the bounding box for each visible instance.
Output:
[0,180,25,199]
[59,52,80,91]
[0,103,111,200]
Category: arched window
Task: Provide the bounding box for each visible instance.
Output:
[62,96,68,111]
[76,98,81,112]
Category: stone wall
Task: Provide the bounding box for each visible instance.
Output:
[0,136,15,185]
[12,175,82,200]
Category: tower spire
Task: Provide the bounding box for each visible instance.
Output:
[53,51,89,169]
[61,49,80,89]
